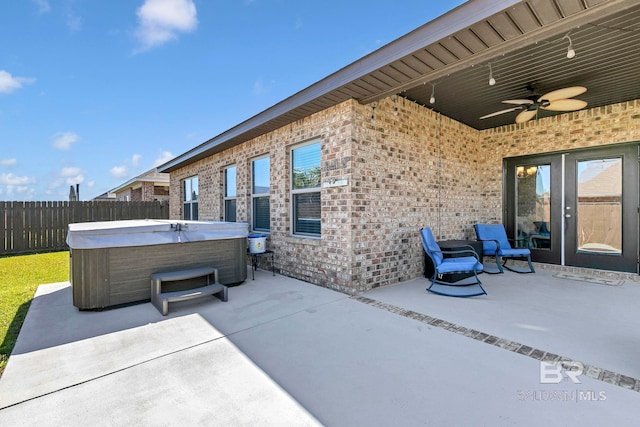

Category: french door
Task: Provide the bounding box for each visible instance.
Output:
[504,143,639,273]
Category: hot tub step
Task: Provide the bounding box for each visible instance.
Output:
[151,267,228,315]
[161,283,228,303]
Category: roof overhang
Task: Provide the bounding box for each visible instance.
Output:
[110,170,170,194]
[159,0,640,173]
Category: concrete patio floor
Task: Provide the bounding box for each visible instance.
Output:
[0,266,639,425]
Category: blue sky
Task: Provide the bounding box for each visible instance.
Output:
[1,0,465,201]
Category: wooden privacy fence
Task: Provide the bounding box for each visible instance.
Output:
[1,201,169,256]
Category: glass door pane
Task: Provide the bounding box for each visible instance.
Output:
[516,164,551,249]
[564,144,638,273]
[576,158,622,254]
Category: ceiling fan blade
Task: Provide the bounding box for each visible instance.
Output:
[538,86,587,102]
[515,109,538,123]
[543,99,588,111]
[502,99,534,105]
[479,107,521,119]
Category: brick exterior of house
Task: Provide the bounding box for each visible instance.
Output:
[168,97,640,295]
[112,169,170,203]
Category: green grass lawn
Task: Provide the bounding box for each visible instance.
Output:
[0,251,69,376]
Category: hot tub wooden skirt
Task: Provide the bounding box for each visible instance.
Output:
[70,239,247,310]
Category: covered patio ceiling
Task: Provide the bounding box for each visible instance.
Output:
[396,0,640,130]
[160,0,640,172]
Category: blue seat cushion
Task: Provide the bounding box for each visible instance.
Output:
[438,257,483,274]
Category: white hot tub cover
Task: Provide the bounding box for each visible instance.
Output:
[67,219,249,249]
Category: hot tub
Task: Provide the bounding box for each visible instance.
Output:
[67,219,248,310]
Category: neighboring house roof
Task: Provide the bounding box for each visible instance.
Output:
[92,191,116,201]
[158,0,640,173]
[578,158,622,198]
[110,168,170,194]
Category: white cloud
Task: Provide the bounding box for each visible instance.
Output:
[110,153,145,180]
[66,11,82,31]
[110,165,129,179]
[61,166,82,176]
[135,0,198,51]
[60,166,85,185]
[52,131,79,150]
[4,185,36,199]
[65,174,84,185]
[0,173,36,186]
[0,70,36,94]
[63,1,83,31]
[47,177,64,190]
[253,78,275,96]
[33,0,51,14]
[153,150,174,167]
[0,158,17,167]
[16,186,32,194]
[86,181,95,188]
[253,79,265,95]
[43,168,84,198]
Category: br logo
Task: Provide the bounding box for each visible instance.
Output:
[539,360,583,384]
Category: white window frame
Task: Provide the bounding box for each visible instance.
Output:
[251,155,270,232]
[290,140,321,238]
[182,175,198,220]
[223,165,237,222]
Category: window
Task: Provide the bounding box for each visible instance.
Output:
[291,141,321,236]
[252,156,270,231]
[182,176,198,220]
[224,166,237,222]
[515,164,551,249]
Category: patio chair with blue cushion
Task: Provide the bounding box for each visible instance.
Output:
[474,223,535,274]
[420,227,486,297]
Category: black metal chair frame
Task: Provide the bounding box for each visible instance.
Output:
[421,227,487,298]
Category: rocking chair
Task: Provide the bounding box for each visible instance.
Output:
[474,224,535,274]
[420,227,486,297]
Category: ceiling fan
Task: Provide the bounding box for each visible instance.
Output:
[480,86,588,124]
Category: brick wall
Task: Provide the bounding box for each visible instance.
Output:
[349,97,487,291]
[168,97,640,294]
[131,187,142,202]
[141,182,154,201]
[168,100,356,293]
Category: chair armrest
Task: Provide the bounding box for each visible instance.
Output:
[441,246,480,261]
[431,249,444,257]
[477,238,501,253]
